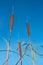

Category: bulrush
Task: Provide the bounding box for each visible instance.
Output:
[10,14,14,32]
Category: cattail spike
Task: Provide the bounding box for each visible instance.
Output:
[10,6,14,33]
[26,22,30,37]
[18,41,22,65]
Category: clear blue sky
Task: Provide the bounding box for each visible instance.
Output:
[0,0,43,65]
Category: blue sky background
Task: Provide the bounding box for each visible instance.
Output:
[0,0,43,65]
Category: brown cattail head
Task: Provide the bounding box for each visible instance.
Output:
[6,59,8,65]
[26,22,30,37]
[18,41,22,56]
[10,14,14,32]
